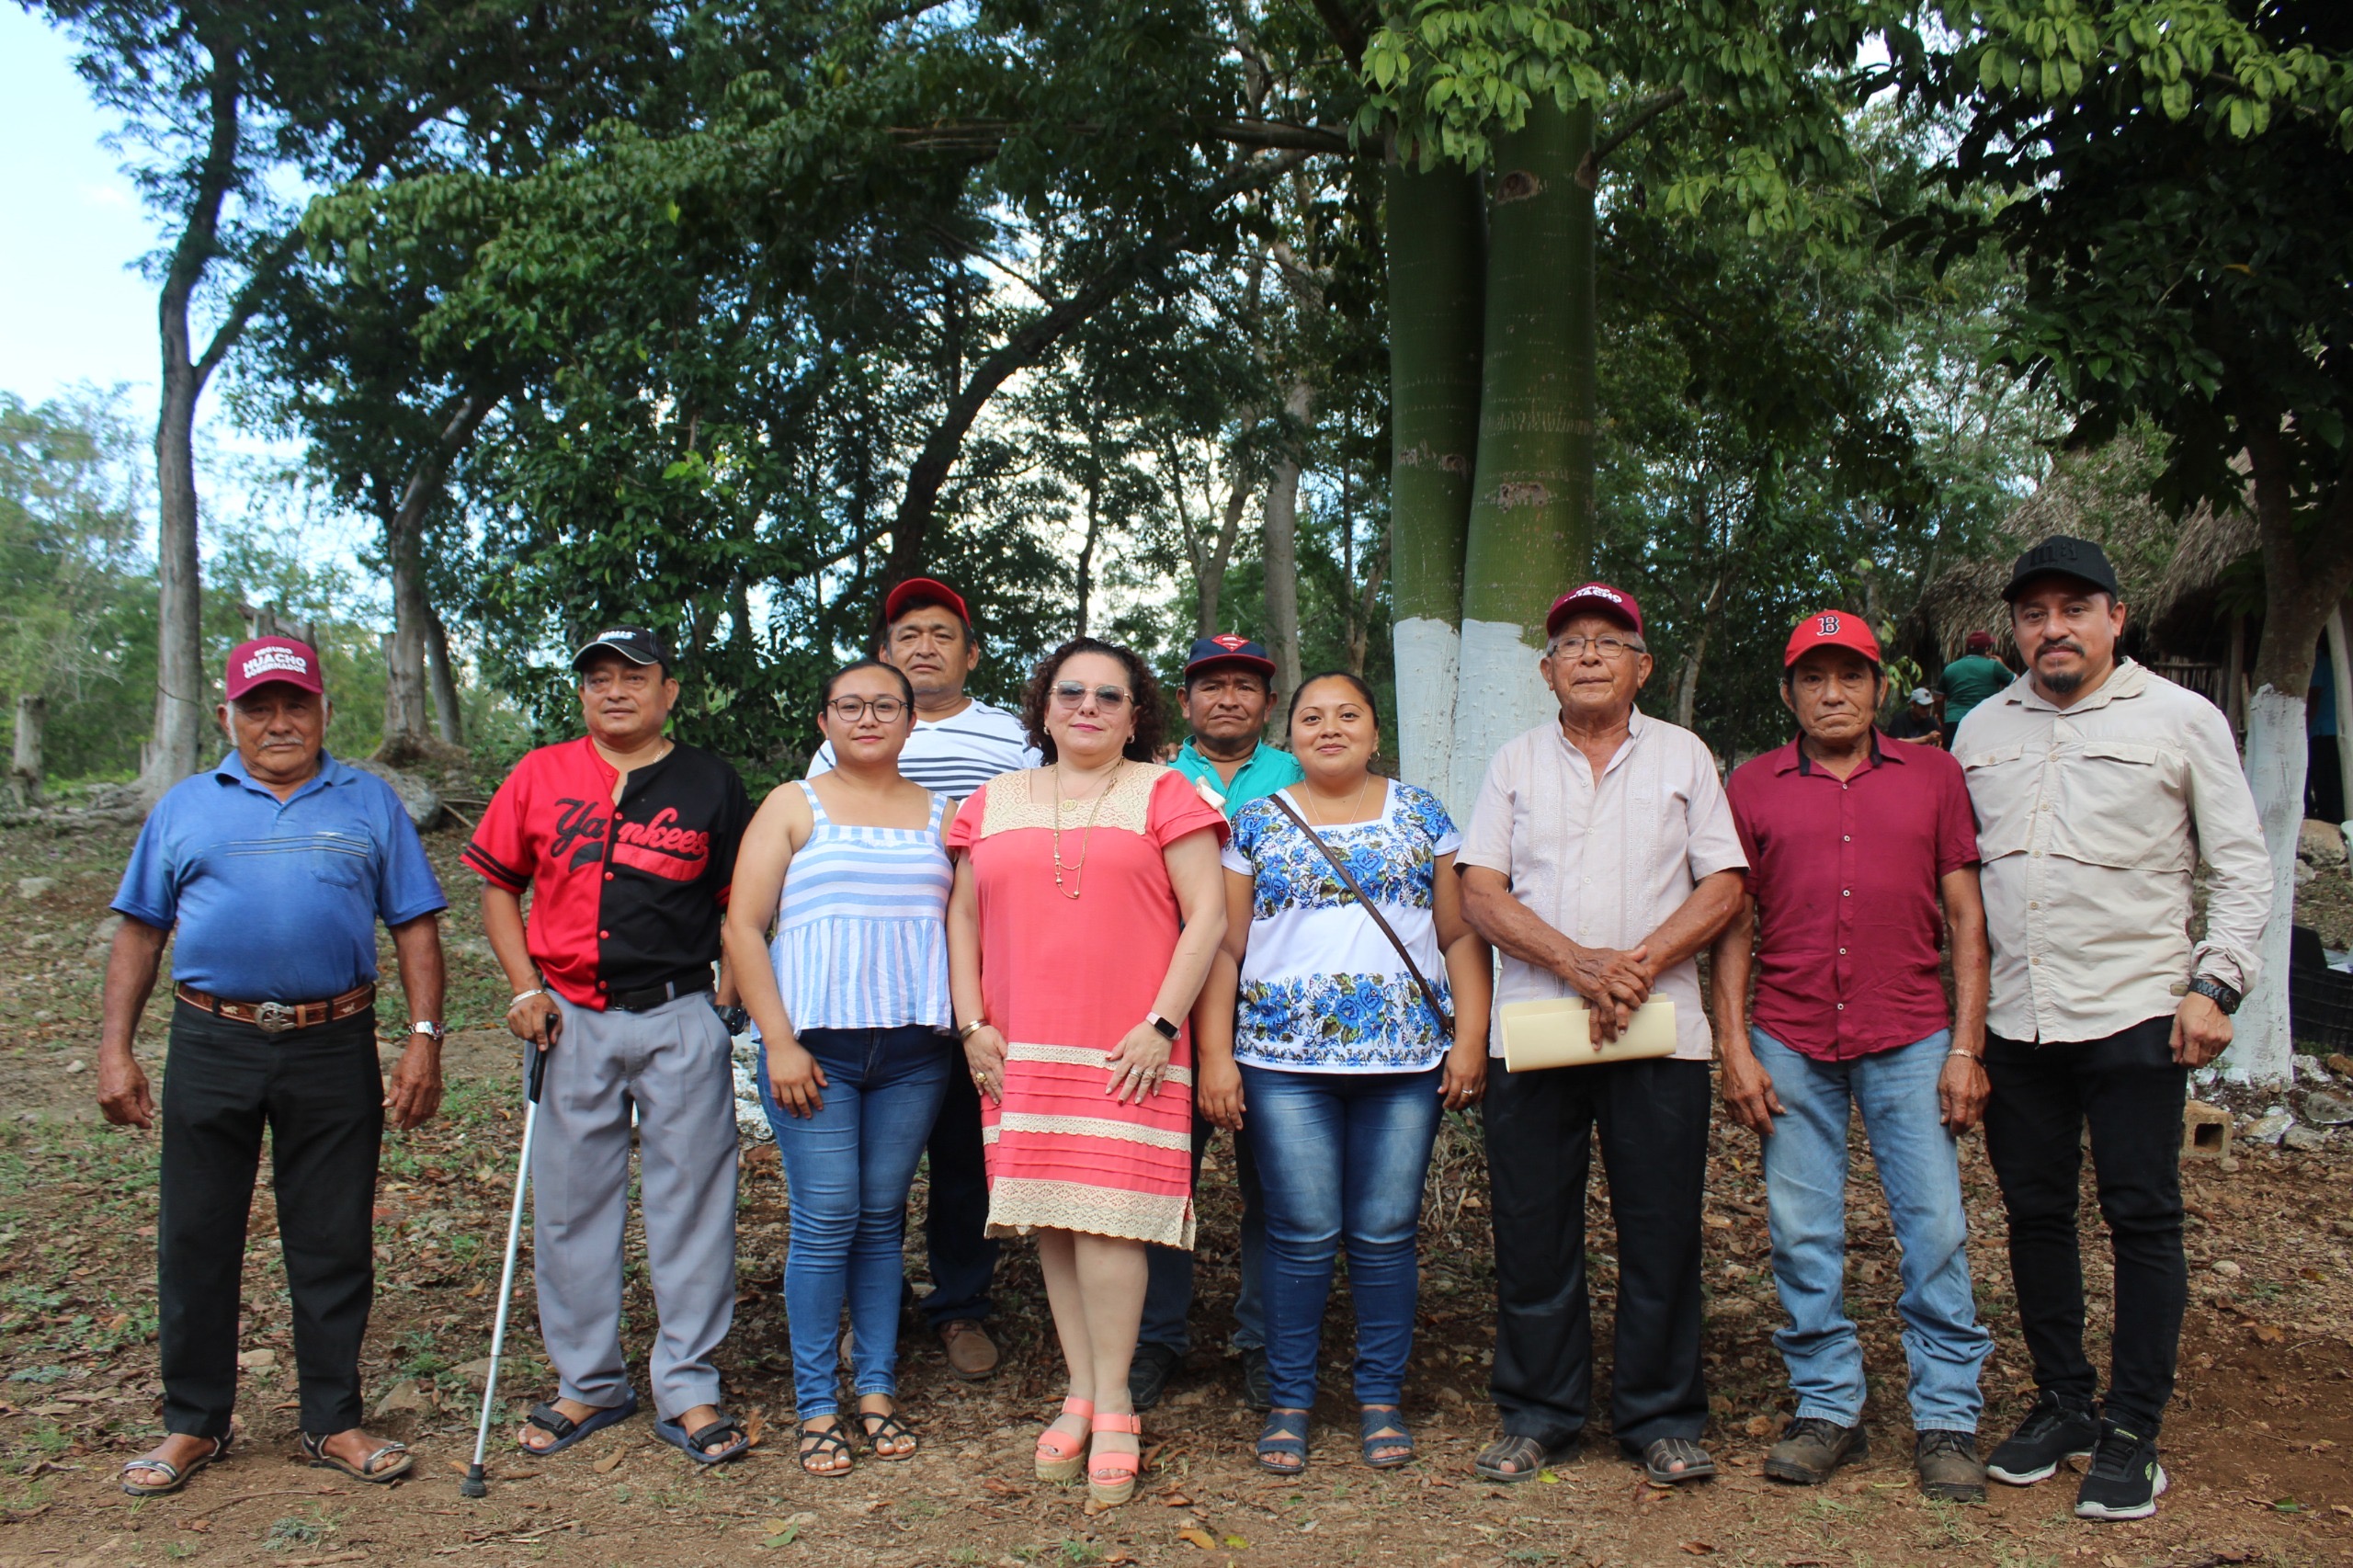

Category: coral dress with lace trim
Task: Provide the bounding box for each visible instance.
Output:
[946,764,1228,1248]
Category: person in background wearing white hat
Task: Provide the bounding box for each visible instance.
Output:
[100,637,449,1494]
[1887,687,1946,748]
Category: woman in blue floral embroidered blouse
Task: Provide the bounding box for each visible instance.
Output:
[1194,672,1492,1475]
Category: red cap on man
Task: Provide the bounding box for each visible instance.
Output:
[1964,630,1995,653]
[1782,609,1882,668]
[883,576,972,626]
[1545,582,1643,639]
[224,636,325,701]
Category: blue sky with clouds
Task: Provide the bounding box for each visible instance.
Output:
[0,7,170,405]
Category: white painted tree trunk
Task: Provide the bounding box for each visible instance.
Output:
[1450,619,1556,818]
[2327,608,2353,814]
[1393,617,1460,800]
[2229,683,2302,1085]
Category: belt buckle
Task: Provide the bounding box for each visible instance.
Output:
[253,1001,298,1035]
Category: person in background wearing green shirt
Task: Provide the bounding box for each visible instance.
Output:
[1940,631,2015,746]
[1134,635,1303,1413]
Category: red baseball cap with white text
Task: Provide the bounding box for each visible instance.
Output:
[1782,609,1882,669]
[1545,582,1643,638]
[224,636,324,701]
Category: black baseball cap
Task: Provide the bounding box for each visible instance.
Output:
[571,624,670,670]
[2002,535,2120,601]
[1185,633,1277,679]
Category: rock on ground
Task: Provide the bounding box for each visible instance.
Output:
[349,758,444,829]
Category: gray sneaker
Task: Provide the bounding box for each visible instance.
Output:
[1763,1417,1868,1484]
[1916,1429,1986,1502]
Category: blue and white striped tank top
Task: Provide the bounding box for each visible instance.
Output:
[768,781,953,1032]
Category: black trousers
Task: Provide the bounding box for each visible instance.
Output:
[1983,1016,2188,1437]
[917,1062,999,1324]
[1483,1054,1711,1449]
[158,1001,383,1437]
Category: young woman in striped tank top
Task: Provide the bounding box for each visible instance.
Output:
[723,659,959,1478]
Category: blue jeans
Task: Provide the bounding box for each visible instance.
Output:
[1752,1028,1989,1433]
[1141,1117,1266,1355]
[1242,1065,1442,1409]
[757,1026,953,1419]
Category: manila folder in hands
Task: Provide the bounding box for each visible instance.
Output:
[1499,996,1677,1072]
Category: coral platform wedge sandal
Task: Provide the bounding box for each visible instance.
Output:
[1036,1397,1093,1483]
[1087,1411,1143,1508]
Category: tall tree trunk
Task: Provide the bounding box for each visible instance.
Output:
[148,356,208,790]
[1385,156,1484,799]
[1074,464,1103,638]
[380,390,496,757]
[2227,432,2353,1085]
[1451,98,1597,808]
[2328,605,2353,816]
[426,602,464,745]
[1197,455,1251,638]
[9,694,45,808]
[1261,378,1313,700]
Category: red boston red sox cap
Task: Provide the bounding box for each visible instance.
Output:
[1783,608,1882,668]
[1545,582,1643,638]
[224,636,324,701]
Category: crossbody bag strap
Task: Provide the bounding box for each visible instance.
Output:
[1268,790,1454,1035]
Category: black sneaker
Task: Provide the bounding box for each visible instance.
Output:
[1984,1391,2098,1485]
[1762,1417,1868,1484]
[1240,1346,1273,1412]
[1129,1342,1182,1411]
[2075,1422,2167,1521]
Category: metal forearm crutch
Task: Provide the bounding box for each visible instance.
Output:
[461,1028,553,1499]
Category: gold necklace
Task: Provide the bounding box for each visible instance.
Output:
[1051,760,1121,899]
[1300,772,1373,828]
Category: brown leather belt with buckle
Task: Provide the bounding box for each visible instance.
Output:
[175,982,377,1035]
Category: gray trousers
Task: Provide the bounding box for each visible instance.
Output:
[532,991,738,1420]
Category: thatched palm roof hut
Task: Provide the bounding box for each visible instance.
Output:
[1904,437,2257,693]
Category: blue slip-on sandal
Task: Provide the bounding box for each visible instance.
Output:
[1358,1406,1416,1469]
[1256,1408,1311,1474]
[655,1411,751,1466]
[517,1389,638,1455]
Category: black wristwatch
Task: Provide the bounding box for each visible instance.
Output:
[2187,977,2241,1016]
[1145,1011,1180,1040]
[717,1004,752,1035]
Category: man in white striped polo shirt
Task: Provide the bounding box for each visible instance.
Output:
[809,577,1039,1379]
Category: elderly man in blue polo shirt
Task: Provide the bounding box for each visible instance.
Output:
[1134,635,1304,1411]
[97,638,449,1496]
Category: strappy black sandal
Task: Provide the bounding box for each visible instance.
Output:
[119,1434,230,1496]
[1638,1436,1717,1485]
[857,1406,920,1460]
[1256,1408,1310,1474]
[1358,1406,1415,1469]
[798,1419,855,1477]
[301,1430,413,1483]
[1473,1432,1570,1483]
[655,1411,751,1465]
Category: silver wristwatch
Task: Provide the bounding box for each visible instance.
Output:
[409,1020,447,1044]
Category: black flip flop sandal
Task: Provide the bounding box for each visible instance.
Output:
[119,1435,230,1497]
[798,1421,856,1477]
[857,1407,921,1460]
[516,1390,639,1455]
[301,1431,413,1483]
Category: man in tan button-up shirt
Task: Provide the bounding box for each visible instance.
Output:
[1954,534,2268,1525]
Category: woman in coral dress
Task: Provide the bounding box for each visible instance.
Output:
[946,638,1227,1508]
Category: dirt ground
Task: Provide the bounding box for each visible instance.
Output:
[2,810,2351,1568]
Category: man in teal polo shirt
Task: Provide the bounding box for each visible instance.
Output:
[1136,635,1302,1411]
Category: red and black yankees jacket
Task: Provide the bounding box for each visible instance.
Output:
[463,736,751,1009]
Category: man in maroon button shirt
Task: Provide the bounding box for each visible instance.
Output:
[1710,610,1994,1504]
